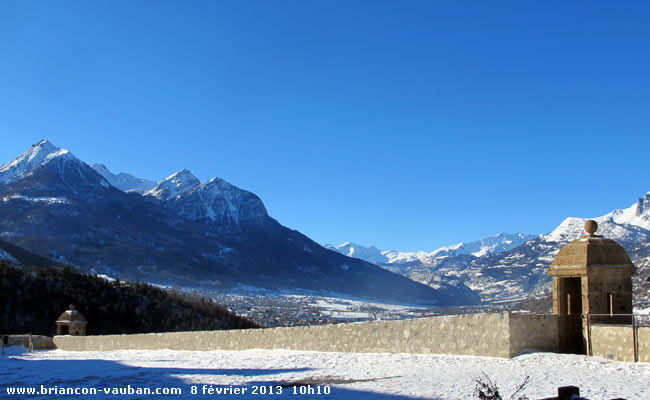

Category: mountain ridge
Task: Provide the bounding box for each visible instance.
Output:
[0,140,466,306]
[91,163,157,194]
[326,232,536,266]
[330,195,650,306]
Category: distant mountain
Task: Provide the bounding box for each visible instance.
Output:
[327,233,535,266]
[0,140,467,306]
[452,197,650,306]
[543,194,650,243]
[91,163,157,194]
[332,201,650,307]
[323,242,389,264]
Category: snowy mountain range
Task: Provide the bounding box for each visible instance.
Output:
[325,232,535,265]
[329,197,650,306]
[0,140,464,305]
[94,162,269,226]
[3,140,648,308]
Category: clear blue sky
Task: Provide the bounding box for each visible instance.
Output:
[1,1,649,252]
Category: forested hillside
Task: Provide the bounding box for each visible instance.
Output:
[0,260,260,336]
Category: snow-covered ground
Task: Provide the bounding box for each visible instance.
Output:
[1,347,649,399]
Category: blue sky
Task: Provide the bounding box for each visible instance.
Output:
[1,1,649,251]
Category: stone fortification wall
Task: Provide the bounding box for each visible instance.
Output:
[508,313,559,357]
[54,313,558,358]
[640,327,650,362]
[590,324,650,362]
[4,335,55,350]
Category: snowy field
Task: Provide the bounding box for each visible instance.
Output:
[1,347,649,400]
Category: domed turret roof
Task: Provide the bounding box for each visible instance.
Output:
[550,220,634,268]
[56,304,87,323]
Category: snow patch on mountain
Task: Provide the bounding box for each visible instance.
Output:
[91,163,157,194]
[145,169,200,201]
[1,195,69,205]
[0,248,17,263]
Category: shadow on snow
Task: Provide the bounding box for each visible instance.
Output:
[1,353,443,400]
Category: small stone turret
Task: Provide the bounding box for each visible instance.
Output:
[548,220,636,353]
[55,304,87,336]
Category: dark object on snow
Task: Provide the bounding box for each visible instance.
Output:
[556,386,580,400]
[539,385,627,400]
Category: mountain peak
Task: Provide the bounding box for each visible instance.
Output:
[325,242,389,264]
[161,174,269,224]
[175,168,194,176]
[545,193,650,242]
[35,139,57,150]
[145,169,200,201]
[0,140,75,184]
[165,169,199,184]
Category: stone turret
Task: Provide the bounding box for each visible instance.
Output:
[55,304,87,336]
[548,220,636,353]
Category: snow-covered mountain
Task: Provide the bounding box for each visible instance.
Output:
[323,242,389,264]
[145,169,200,201]
[91,163,157,194]
[0,140,89,185]
[330,199,650,306]
[0,140,462,305]
[5,140,647,307]
[326,233,535,267]
[457,197,650,306]
[146,173,268,227]
[544,194,650,243]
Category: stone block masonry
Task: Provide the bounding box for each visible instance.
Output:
[508,313,560,357]
[589,324,650,362]
[54,312,559,358]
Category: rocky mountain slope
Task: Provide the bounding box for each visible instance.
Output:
[146,171,269,227]
[331,197,650,306]
[0,140,466,306]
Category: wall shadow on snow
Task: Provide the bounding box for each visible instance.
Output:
[1,352,443,400]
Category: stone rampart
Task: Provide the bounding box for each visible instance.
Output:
[639,326,650,362]
[590,324,650,362]
[54,312,558,358]
[508,313,559,357]
[4,335,55,350]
